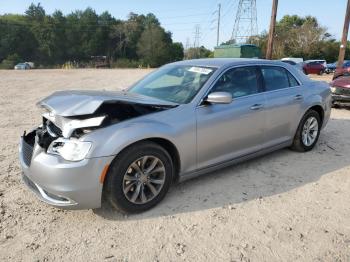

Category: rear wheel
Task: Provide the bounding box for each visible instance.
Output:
[291,110,321,152]
[104,141,173,213]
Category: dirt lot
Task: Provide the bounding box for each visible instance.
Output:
[0,70,349,261]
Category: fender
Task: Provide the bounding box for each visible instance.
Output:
[293,82,331,135]
[82,117,197,174]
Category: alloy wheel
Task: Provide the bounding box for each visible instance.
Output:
[122,156,166,204]
[302,116,319,146]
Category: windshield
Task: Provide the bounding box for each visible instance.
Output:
[128,65,216,104]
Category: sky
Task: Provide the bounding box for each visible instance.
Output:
[0,0,346,50]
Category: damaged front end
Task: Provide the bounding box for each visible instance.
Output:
[22,91,176,164]
[19,90,178,209]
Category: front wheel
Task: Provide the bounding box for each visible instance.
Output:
[104,141,174,213]
[291,110,321,152]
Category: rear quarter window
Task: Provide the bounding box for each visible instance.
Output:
[261,66,299,91]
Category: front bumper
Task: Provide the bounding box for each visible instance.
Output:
[332,94,350,104]
[19,135,114,210]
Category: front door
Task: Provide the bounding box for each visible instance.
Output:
[196,66,266,170]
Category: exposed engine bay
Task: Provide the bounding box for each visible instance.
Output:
[31,100,174,151]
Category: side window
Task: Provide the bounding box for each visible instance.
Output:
[210,67,259,98]
[261,66,290,91]
[287,71,299,87]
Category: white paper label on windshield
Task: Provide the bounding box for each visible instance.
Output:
[188,67,213,75]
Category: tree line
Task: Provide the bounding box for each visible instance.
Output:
[248,15,349,62]
[0,3,185,69]
[1,4,346,69]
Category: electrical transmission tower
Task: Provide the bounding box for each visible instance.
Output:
[231,0,258,43]
[193,25,201,48]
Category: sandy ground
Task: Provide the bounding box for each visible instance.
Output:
[0,69,349,262]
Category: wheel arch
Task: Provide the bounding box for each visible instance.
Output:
[307,104,324,126]
[103,137,181,185]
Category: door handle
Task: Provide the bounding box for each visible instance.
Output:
[294,94,303,100]
[250,104,263,110]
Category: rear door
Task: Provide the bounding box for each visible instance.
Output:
[260,66,303,147]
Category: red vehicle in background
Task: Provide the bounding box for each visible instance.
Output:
[330,73,350,106]
[303,61,325,75]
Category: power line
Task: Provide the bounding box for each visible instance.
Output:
[194,0,220,48]
[221,0,238,21]
[157,12,212,20]
[141,4,215,15]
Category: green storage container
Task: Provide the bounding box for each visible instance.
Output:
[214,44,261,59]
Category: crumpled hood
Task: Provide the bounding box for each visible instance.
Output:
[38,90,177,117]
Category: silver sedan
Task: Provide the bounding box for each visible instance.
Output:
[19,59,331,213]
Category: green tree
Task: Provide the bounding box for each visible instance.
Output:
[0,4,184,68]
[168,42,184,61]
[25,3,45,21]
[0,53,21,69]
[137,24,168,67]
[0,15,37,62]
[185,46,212,59]
[251,15,334,60]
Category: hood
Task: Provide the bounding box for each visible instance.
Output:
[331,76,350,89]
[38,90,178,117]
[36,90,177,140]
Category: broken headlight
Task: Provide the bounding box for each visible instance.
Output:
[47,138,92,162]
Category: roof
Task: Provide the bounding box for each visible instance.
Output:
[172,58,287,68]
[214,44,258,49]
[305,59,326,63]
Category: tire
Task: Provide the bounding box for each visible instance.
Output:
[318,70,324,76]
[291,110,321,152]
[104,141,174,213]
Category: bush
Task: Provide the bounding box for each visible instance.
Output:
[111,59,144,68]
[61,61,80,69]
[0,54,21,69]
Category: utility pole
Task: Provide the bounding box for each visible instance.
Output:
[216,3,221,46]
[266,0,278,60]
[337,0,350,71]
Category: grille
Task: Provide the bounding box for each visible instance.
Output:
[340,88,350,95]
[22,138,34,167]
[335,87,350,95]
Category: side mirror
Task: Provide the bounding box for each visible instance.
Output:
[205,92,232,104]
